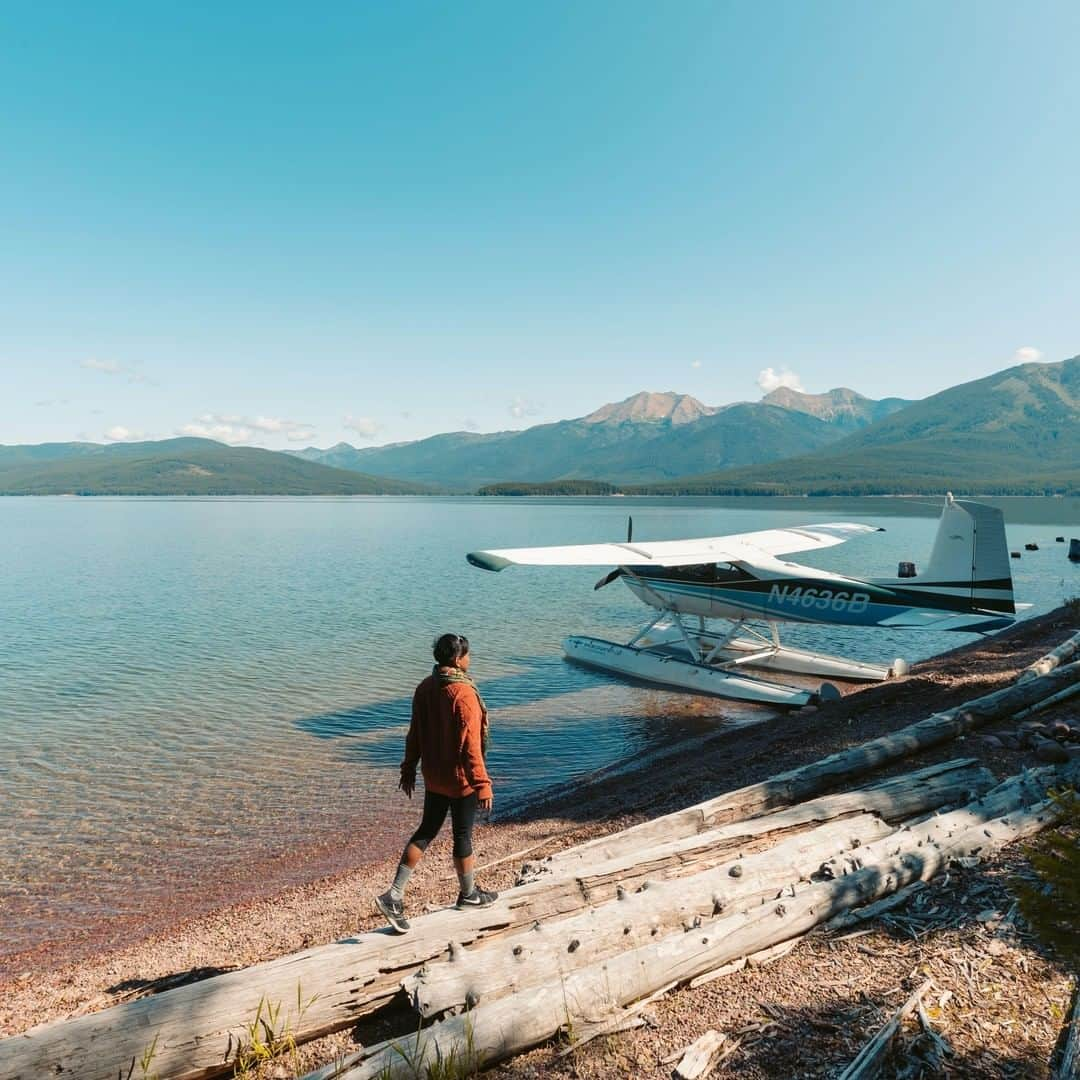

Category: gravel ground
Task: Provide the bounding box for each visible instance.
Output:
[2,607,1078,1079]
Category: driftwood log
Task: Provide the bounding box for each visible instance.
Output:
[405,811,897,1018]
[525,758,993,900]
[4,657,1076,1080]
[1018,630,1080,683]
[328,765,1076,1079]
[404,763,1036,1022]
[404,761,995,1020]
[534,662,1080,877]
[525,758,990,882]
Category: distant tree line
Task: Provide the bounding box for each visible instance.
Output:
[473,476,1080,497]
[476,480,621,496]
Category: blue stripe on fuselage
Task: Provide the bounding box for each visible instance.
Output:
[622,577,1010,629]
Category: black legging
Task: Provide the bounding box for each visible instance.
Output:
[408,790,478,859]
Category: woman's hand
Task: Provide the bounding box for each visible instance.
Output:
[479,794,493,811]
[399,776,415,799]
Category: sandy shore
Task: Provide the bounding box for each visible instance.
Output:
[3,607,1078,1078]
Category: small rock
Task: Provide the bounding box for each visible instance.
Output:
[1051,721,1072,741]
[1018,720,1047,734]
[985,939,1008,956]
[975,909,1000,923]
[1033,736,1070,764]
[997,733,1020,749]
[979,735,1004,749]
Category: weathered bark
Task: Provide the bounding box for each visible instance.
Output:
[329,765,1076,1079]
[1018,630,1080,683]
[837,980,933,1079]
[557,759,992,900]
[536,663,1080,876]
[526,758,990,882]
[405,812,897,1019]
[825,881,927,931]
[404,761,1022,1021]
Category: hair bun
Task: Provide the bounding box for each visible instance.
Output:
[433,633,470,665]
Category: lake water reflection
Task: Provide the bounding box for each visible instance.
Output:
[2,495,1078,967]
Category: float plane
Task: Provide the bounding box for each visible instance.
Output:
[467,495,1016,708]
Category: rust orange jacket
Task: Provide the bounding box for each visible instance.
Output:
[401,673,492,800]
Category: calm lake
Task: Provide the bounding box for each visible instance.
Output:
[2,495,1079,968]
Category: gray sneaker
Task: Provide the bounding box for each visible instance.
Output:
[456,886,498,909]
[375,890,411,934]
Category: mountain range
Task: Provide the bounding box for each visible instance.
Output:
[2,355,1077,495]
[635,356,1080,495]
[0,438,427,495]
[291,387,913,489]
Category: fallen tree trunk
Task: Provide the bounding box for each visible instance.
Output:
[0,762,989,1080]
[405,811,897,1018]
[535,662,1080,876]
[1018,630,1080,683]
[555,759,993,899]
[405,762,1015,1020]
[524,758,990,882]
[327,765,1076,1080]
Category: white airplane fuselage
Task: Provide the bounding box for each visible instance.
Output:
[621,557,1015,633]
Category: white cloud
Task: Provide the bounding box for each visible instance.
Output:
[80,357,153,384]
[104,425,147,442]
[757,366,805,394]
[509,396,540,420]
[177,415,254,444]
[463,417,481,432]
[344,415,383,440]
[82,358,124,375]
[1013,346,1042,364]
[250,415,306,434]
[176,413,316,445]
[690,360,703,369]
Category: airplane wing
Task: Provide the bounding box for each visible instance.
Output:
[467,522,883,572]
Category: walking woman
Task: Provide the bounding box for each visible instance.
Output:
[375,633,497,933]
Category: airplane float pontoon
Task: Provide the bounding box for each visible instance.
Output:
[467,495,1017,708]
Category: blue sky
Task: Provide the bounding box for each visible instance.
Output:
[2,2,1077,449]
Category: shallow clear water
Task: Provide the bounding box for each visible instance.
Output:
[2,495,1078,966]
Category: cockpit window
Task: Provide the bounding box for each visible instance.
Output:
[633,562,756,583]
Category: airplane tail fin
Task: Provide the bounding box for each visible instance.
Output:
[913,494,1015,615]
